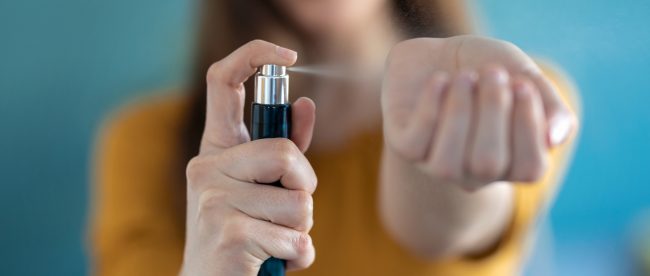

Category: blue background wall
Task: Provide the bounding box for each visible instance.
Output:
[0,0,648,275]
[476,1,650,275]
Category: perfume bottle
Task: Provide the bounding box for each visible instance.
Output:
[251,64,291,276]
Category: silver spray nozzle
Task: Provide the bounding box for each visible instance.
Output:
[254,64,289,105]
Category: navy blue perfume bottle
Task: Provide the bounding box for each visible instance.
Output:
[251,64,291,276]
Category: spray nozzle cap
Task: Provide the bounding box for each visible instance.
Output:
[254,64,289,105]
[260,64,286,77]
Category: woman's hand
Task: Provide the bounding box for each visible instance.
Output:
[379,35,578,258]
[382,35,577,190]
[181,40,317,275]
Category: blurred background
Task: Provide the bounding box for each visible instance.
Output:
[0,0,648,275]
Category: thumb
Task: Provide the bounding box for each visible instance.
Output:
[200,40,298,154]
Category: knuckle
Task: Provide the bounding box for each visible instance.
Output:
[197,189,228,217]
[489,38,524,56]
[186,156,209,187]
[471,154,506,181]
[290,191,313,230]
[247,39,268,49]
[219,219,252,251]
[287,232,315,270]
[502,40,522,52]
[515,85,534,103]
[276,153,297,173]
[293,191,312,214]
[274,138,300,154]
[292,232,312,256]
[430,163,462,182]
[390,140,422,161]
[198,189,228,209]
[311,172,318,191]
[186,155,226,192]
[272,140,300,170]
[206,61,225,83]
[522,65,544,79]
[516,156,549,182]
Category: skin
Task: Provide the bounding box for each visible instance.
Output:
[180,2,578,275]
[274,0,388,40]
[182,41,316,275]
[380,36,575,257]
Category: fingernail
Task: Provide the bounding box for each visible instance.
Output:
[549,115,571,146]
[276,46,298,60]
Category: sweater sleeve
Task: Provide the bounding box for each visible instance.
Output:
[88,95,187,276]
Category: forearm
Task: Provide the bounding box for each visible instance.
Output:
[378,149,514,258]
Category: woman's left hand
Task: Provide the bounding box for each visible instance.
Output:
[381,35,576,190]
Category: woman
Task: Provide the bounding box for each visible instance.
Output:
[90,0,579,275]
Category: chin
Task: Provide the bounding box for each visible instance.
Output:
[276,0,385,38]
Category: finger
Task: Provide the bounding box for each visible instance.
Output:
[468,65,513,184]
[527,70,575,147]
[218,138,317,193]
[423,71,476,182]
[231,184,313,231]
[201,40,298,153]
[508,78,548,182]
[389,72,449,161]
[225,216,315,271]
[290,97,316,153]
[213,39,298,87]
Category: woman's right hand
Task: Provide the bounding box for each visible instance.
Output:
[180,40,317,276]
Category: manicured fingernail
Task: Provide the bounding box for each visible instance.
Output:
[549,115,571,146]
[276,46,298,60]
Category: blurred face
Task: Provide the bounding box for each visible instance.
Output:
[274,0,389,37]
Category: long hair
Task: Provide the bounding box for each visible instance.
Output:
[176,0,472,219]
